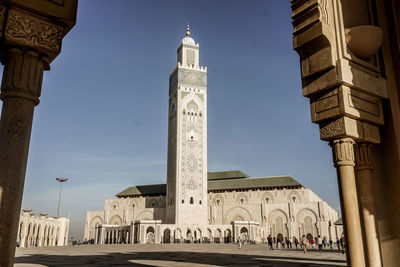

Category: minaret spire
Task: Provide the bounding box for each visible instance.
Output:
[186,24,190,36]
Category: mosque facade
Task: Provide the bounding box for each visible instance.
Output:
[84,27,341,245]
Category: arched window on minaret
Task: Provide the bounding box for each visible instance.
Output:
[199,200,202,205]
[188,105,197,123]
[190,197,194,204]
[182,199,184,204]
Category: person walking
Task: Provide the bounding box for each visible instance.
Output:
[288,237,292,249]
[267,234,274,250]
[336,238,340,250]
[302,235,307,253]
[318,235,323,253]
[294,237,298,249]
[238,237,242,249]
[329,238,333,250]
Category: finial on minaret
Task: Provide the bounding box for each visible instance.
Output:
[186,24,191,36]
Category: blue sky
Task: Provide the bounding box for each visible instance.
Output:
[6,1,339,240]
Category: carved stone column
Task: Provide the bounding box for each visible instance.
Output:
[330,138,365,267]
[354,143,382,267]
[0,47,49,266]
[0,2,77,266]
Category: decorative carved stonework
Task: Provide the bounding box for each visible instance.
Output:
[0,47,49,105]
[5,9,63,53]
[320,117,347,139]
[177,68,207,88]
[292,0,385,145]
[330,138,356,167]
[319,116,380,143]
[354,143,373,170]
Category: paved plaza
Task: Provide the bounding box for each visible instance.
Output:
[15,244,347,266]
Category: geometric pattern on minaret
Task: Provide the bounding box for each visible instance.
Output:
[166,25,208,225]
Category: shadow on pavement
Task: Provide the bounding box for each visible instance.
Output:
[14,250,347,266]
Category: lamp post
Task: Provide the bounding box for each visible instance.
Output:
[56,178,69,217]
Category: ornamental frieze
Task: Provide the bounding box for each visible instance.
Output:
[5,9,63,53]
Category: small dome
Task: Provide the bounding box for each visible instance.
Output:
[182,36,195,45]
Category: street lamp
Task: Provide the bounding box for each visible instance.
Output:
[56,178,69,217]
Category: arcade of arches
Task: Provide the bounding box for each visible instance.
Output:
[85,171,342,245]
[17,211,69,248]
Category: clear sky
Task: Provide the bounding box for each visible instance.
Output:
[6,0,340,241]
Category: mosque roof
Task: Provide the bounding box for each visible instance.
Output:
[208,176,301,191]
[334,217,343,225]
[116,171,302,198]
[207,170,250,180]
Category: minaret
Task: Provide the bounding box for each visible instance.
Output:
[166,25,208,225]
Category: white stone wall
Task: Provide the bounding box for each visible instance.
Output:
[84,187,341,243]
[18,212,69,247]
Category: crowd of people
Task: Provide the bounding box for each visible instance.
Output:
[237,234,346,254]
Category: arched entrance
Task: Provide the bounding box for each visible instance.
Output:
[206,229,212,243]
[306,233,313,244]
[163,229,171,243]
[146,226,155,244]
[194,229,202,243]
[186,229,192,243]
[277,233,283,242]
[174,229,182,243]
[240,227,248,241]
[224,229,232,243]
[214,229,221,243]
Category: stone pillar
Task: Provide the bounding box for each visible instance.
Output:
[330,138,365,267]
[354,143,382,267]
[0,47,48,265]
[101,228,105,244]
[0,2,77,266]
[130,225,134,244]
[94,226,99,244]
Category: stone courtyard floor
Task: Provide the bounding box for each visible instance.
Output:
[15,244,347,267]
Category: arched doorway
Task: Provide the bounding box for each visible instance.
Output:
[277,233,283,242]
[206,229,212,243]
[194,229,202,243]
[306,233,313,244]
[214,229,221,243]
[146,226,155,244]
[163,229,171,243]
[240,227,248,241]
[224,229,232,243]
[174,229,182,243]
[186,229,192,243]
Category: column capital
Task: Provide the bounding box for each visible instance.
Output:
[354,143,373,170]
[330,138,356,167]
[0,2,77,62]
[0,47,49,105]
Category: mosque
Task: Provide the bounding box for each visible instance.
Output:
[84,26,341,245]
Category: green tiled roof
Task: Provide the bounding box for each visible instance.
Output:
[207,170,249,180]
[116,171,302,198]
[116,184,166,197]
[334,218,343,225]
[208,176,301,191]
